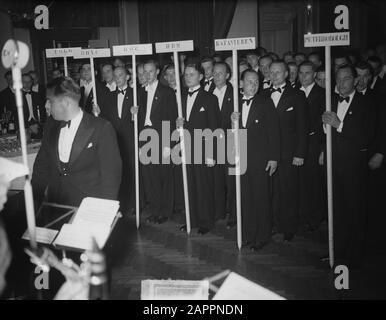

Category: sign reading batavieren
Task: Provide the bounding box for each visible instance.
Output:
[214,37,255,51]
[304,32,350,47]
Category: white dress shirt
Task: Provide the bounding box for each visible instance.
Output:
[144,80,158,126]
[241,95,253,128]
[106,81,117,92]
[300,82,315,98]
[186,85,200,121]
[117,85,127,119]
[336,90,356,133]
[24,91,35,121]
[213,85,227,110]
[270,83,286,107]
[58,109,84,163]
[204,77,213,92]
[80,79,93,98]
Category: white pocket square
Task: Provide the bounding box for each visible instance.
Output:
[255,119,259,123]
[199,107,205,112]
[87,142,93,149]
[286,107,294,111]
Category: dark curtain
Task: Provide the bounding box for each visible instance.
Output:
[138,0,215,57]
[213,0,238,39]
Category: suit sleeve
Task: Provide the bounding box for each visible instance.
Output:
[294,91,309,159]
[265,99,281,161]
[97,121,122,200]
[31,119,53,207]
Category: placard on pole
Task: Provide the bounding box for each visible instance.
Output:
[155,40,194,235]
[112,43,153,229]
[214,36,256,250]
[45,47,81,77]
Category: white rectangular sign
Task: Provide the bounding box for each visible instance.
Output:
[45,47,81,58]
[214,37,255,51]
[155,40,194,53]
[73,48,111,59]
[113,44,153,56]
[304,32,350,47]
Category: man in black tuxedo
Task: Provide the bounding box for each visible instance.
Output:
[29,70,46,112]
[262,60,308,242]
[78,63,108,115]
[32,77,122,207]
[177,63,220,235]
[322,64,376,266]
[288,62,299,89]
[367,56,386,94]
[99,67,136,215]
[134,60,178,224]
[232,69,280,251]
[298,61,325,231]
[200,57,216,93]
[212,62,234,221]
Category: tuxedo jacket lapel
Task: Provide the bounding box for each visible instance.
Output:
[276,87,291,112]
[69,113,95,166]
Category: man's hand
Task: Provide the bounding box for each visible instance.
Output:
[0,175,10,212]
[206,158,216,167]
[176,117,185,129]
[130,106,139,115]
[318,151,324,166]
[292,157,304,166]
[29,123,39,135]
[265,160,278,176]
[92,103,101,116]
[231,112,240,128]
[369,153,384,170]
[322,111,341,129]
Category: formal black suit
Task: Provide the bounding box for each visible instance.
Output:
[100,87,136,213]
[298,83,326,228]
[181,88,220,230]
[22,90,46,125]
[239,94,281,244]
[362,88,386,253]
[79,81,109,114]
[262,84,308,235]
[138,81,178,218]
[330,91,376,265]
[212,84,234,220]
[32,111,122,207]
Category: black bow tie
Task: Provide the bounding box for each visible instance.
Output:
[338,96,350,103]
[204,79,212,86]
[24,91,32,95]
[188,88,200,97]
[118,89,126,95]
[270,87,283,94]
[242,97,253,107]
[263,80,270,84]
[60,120,71,128]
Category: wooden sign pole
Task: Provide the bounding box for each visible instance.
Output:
[304,30,350,268]
[73,48,111,117]
[214,37,256,250]
[155,40,194,235]
[112,43,153,229]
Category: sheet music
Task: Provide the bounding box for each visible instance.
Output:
[53,223,110,250]
[22,227,59,245]
[53,197,119,250]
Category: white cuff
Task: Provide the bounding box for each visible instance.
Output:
[337,121,344,133]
